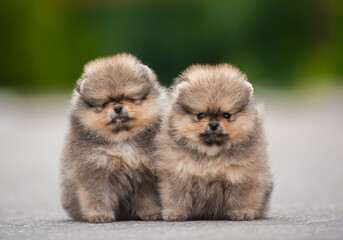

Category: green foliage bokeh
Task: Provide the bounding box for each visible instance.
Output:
[1,0,342,91]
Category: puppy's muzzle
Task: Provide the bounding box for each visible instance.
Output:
[206,122,223,136]
[201,123,227,139]
[109,105,132,124]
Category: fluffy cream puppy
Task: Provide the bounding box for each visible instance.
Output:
[61,53,166,223]
[155,64,273,221]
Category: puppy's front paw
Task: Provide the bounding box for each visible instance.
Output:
[136,204,162,221]
[227,209,256,221]
[162,208,188,221]
[162,214,187,221]
[139,213,161,221]
[87,213,115,223]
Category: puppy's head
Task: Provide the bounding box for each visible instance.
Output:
[73,53,162,142]
[169,64,257,156]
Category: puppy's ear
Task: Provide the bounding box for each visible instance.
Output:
[140,64,157,82]
[238,72,253,100]
[172,76,190,98]
[173,76,187,85]
[244,80,254,100]
[75,74,88,94]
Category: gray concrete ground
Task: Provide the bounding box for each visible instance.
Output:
[0,88,343,239]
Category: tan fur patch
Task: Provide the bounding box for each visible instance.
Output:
[221,111,256,142]
[79,97,159,143]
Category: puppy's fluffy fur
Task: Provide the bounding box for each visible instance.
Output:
[155,64,273,221]
[61,53,166,223]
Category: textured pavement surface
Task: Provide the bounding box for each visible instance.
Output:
[0,88,343,239]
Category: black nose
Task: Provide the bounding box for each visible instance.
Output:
[209,123,219,131]
[114,106,123,114]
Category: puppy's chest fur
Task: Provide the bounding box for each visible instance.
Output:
[95,142,152,174]
[172,154,249,185]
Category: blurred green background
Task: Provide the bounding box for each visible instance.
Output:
[1,0,342,92]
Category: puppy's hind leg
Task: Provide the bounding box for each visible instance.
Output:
[61,179,83,221]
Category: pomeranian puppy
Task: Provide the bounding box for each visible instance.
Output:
[155,64,273,221]
[61,53,166,223]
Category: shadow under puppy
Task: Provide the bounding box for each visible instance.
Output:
[61,53,166,223]
[155,64,273,221]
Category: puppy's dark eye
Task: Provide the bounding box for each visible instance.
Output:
[223,113,231,120]
[127,98,135,103]
[197,113,206,120]
[102,102,109,108]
